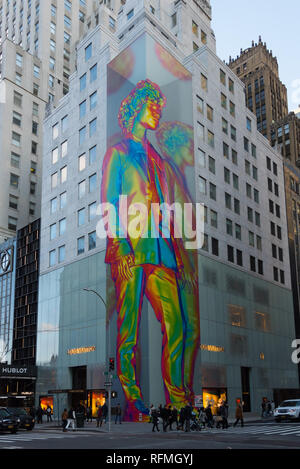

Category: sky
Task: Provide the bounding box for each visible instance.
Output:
[210,0,300,111]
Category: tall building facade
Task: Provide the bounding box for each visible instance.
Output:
[0,0,98,243]
[228,38,288,141]
[229,38,300,385]
[270,112,300,381]
[35,0,299,418]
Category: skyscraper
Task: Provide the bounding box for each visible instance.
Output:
[35,0,299,418]
[0,0,97,242]
[228,37,288,141]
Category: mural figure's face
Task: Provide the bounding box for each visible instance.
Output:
[138,100,162,131]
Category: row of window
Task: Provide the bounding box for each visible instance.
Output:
[49,230,96,267]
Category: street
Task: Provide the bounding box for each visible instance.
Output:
[1,421,300,450]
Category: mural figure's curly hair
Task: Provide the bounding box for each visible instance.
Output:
[118,79,167,135]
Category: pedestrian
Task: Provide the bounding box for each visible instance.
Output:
[184,403,192,432]
[165,405,173,431]
[86,406,92,422]
[101,402,108,425]
[205,404,214,428]
[271,400,275,416]
[152,408,160,432]
[36,405,43,424]
[267,400,272,417]
[65,408,76,431]
[233,401,244,427]
[261,399,266,418]
[96,405,103,428]
[161,405,169,432]
[198,407,206,429]
[178,407,185,431]
[62,408,68,432]
[46,405,52,423]
[220,402,229,429]
[115,403,122,424]
[171,406,178,431]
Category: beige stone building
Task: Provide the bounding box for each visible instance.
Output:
[228,37,288,142]
[0,0,103,242]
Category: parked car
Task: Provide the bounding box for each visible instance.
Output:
[274,400,300,422]
[6,408,35,431]
[0,408,19,434]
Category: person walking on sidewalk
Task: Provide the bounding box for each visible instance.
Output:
[96,405,103,428]
[184,403,192,432]
[65,408,76,431]
[46,405,52,423]
[151,408,160,432]
[62,409,68,432]
[86,406,92,422]
[233,401,244,427]
[36,405,43,424]
[101,402,108,425]
[115,404,122,424]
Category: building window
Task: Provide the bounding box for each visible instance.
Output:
[89,118,97,137]
[227,245,234,263]
[79,126,86,145]
[58,245,66,263]
[10,173,19,188]
[212,238,219,257]
[88,202,97,221]
[59,218,66,236]
[89,146,97,164]
[50,223,56,240]
[77,237,85,255]
[79,153,86,171]
[88,231,96,250]
[9,194,18,210]
[49,250,56,267]
[90,64,97,82]
[80,73,87,91]
[51,172,58,189]
[78,208,85,226]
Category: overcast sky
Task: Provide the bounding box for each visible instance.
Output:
[210,0,300,111]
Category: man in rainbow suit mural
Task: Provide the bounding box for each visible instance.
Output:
[101,79,199,420]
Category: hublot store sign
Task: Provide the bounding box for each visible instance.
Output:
[0,366,37,379]
[0,248,13,276]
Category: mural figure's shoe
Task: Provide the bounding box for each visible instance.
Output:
[124,399,150,422]
[133,399,150,415]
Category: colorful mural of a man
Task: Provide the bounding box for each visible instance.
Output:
[156,121,200,404]
[101,79,196,420]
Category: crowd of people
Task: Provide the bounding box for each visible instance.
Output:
[149,400,234,433]
[32,397,277,431]
[261,398,275,418]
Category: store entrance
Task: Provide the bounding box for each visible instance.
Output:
[71,366,87,411]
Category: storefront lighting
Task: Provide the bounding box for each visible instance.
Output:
[67,346,96,355]
[200,344,225,352]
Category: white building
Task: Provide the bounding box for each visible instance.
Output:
[0,0,99,242]
[36,0,299,417]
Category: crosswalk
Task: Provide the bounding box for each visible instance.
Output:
[0,430,89,448]
[200,423,300,437]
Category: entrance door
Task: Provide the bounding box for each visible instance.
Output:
[241,367,251,412]
[71,366,87,410]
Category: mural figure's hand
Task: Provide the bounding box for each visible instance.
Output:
[117,254,135,281]
[178,267,198,292]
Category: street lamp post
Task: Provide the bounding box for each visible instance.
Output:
[82,288,112,433]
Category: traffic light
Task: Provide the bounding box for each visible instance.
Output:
[109,357,115,371]
[111,391,118,399]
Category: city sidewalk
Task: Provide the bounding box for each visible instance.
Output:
[35,413,264,434]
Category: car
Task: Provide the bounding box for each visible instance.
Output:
[274,399,300,422]
[6,408,35,431]
[0,408,19,434]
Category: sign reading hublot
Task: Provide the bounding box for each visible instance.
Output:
[0,365,37,378]
[0,248,13,276]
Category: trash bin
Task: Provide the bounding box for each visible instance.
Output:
[76,413,85,428]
